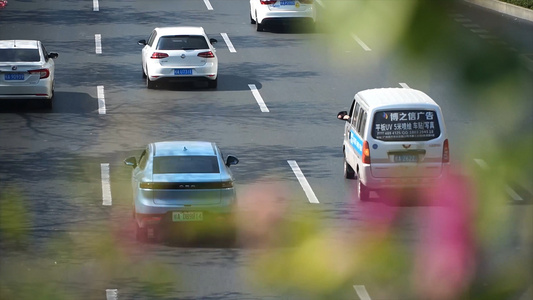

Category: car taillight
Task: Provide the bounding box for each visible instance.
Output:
[221,181,234,188]
[442,139,449,163]
[197,51,215,58]
[260,0,277,4]
[28,69,50,79]
[139,182,153,189]
[141,216,162,225]
[150,52,169,59]
[362,141,371,164]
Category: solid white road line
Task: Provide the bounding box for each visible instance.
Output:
[93,0,99,11]
[287,160,319,204]
[203,0,213,10]
[106,289,118,300]
[95,34,102,54]
[101,163,112,206]
[471,28,489,33]
[221,33,236,53]
[399,83,410,88]
[474,159,523,201]
[462,23,480,28]
[353,285,372,300]
[454,17,472,23]
[97,85,106,115]
[351,34,372,51]
[248,84,270,112]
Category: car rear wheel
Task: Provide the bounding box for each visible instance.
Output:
[256,13,263,31]
[207,77,218,89]
[250,13,256,24]
[135,221,148,242]
[146,75,155,89]
[358,180,370,202]
[343,154,355,179]
[142,66,147,78]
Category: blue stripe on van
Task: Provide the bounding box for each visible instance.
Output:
[350,129,363,156]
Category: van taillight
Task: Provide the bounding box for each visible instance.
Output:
[362,141,371,164]
[151,52,169,59]
[28,69,50,79]
[442,139,449,163]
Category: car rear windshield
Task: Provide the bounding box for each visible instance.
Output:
[0,49,41,62]
[153,156,220,174]
[156,35,209,50]
[372,110,441,141]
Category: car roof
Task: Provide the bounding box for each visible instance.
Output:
[0,40,40,49]
[153,141,217,157]
[357,88,440,110]
[154,26,206,37]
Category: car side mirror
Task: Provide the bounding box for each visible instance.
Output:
[337,111,350,122]
[209,38,218,45]
[138,39,147,46]
[124,157,137,168]
[48,53,58,59]
[225,155,239,167]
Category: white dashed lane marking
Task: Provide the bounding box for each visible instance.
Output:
[353,285,372,300]
[95,34,102,54]
[287,160,319,204]
[221,33,236,53]
[203,0,213,10]
[101,163,112,206]
[399,82,410,88]
[97,85,106,115]
[93,0,99,11]
[351,34,372,52]
[106,289,118,300]
[474,159,523,201]
[248,84,269,112]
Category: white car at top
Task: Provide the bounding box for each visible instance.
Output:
[250,0,316,32]
[138,27,218,89]
[0,40,58,108]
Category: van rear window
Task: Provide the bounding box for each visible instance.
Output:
[372,110,441,141]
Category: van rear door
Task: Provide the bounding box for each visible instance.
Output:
[369,109,445,178]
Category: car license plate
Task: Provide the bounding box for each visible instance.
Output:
[394,154,418,163]
[172,211,203,222]
[4,73,24,80]
[174,69,192,75]
[280,1,295,6]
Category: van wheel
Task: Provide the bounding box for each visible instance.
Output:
[343,156,355,179]
[358,180,370,202]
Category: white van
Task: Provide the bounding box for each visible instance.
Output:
[337,88,450,201]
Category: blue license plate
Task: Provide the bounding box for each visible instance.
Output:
[4,73,24,80]
[174,69,192,75]
[280,1,295,5]
[394,154,418,163]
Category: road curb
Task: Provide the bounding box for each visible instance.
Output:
[464,0,533,22]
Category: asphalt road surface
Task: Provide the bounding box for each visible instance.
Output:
[1,1,532,299]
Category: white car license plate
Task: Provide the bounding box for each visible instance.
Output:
[172,211,203,222]
[4,73,24,80]
[280,1,295,5]
[174,69,193,75]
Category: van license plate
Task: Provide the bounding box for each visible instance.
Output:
[394,154,418,163]
[172,211,203,222]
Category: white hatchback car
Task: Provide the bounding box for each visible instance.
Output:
[250,0,316,32]
[138,27,218,89]
[0,40,58,108]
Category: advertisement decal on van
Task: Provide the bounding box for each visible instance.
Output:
[349,129,363,156]
[372,110,441,141]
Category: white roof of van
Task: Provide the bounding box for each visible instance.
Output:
[356,88,439,109]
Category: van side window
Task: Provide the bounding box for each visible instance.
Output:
[357,111,367,136]
[348,100,355,122]
[351,103,361,126]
